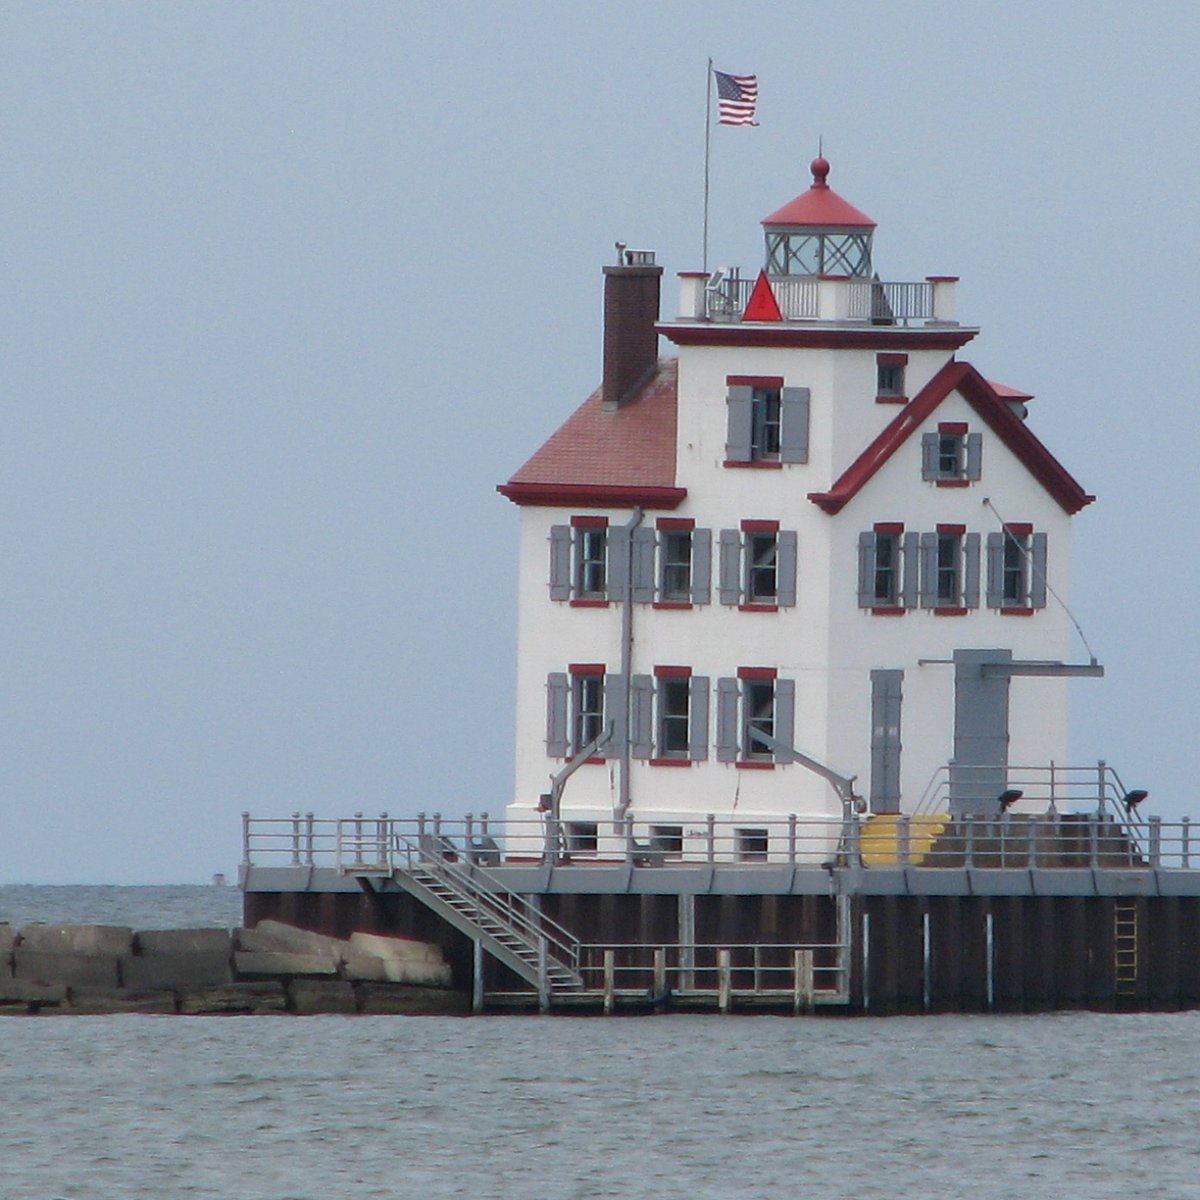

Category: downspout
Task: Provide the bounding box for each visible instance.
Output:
[615,506,644,822]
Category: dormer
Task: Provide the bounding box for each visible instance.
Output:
[761,156,876,278]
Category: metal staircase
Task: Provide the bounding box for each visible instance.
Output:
[344,830,584,1003]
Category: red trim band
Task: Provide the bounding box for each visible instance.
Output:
[569,599,609,609]
[724,459,783,470]
[737,666,777,681]
[649,758,692,768]
[653,664,692,678]
[662,325,978,351]
[497,483,687,509]
[877,353,909,366]
[874,521,904,535]
[736,760,776,771]
[571,514,608,528]
[568,662,605,676]
[727,374,784,387]
[652,600,692,611]
[741,519,780,532]
[937,523,966,535]
[938,421,968,435]
[739,603,779,613]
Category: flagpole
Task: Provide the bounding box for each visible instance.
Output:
[702,57,712,275]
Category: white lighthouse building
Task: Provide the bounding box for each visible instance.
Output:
[498,157,1095,860]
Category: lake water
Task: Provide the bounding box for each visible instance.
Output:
[2,888,1198,1200]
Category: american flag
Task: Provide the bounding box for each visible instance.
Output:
[714,69,758,126]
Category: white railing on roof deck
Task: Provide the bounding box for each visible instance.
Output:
[704,274,938,326]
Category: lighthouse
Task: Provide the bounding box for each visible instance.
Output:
[499,157,1095,860]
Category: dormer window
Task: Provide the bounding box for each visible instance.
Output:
[921,423,982,485]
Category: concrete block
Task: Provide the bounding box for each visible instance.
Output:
[178,982,288,1014]
[358,983,468,1015]
[0,923,15,958]
[13,949,121,989]
[289,979,358,1014]
[236,920,343,961]
[0,979,68,1006]
[341,953,390,982]
[135,928,233,957]
[18,924,134,957]
[233,950,339,979]
[349,931,445,965]
[122,951,233,991]
[67,988,178,1015]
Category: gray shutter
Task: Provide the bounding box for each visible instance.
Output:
[546,673,569,757]
[603,673,626,760]
[549,525,571,601]
[630,674,654,759]
[869,669,903,814]
[776,530,798,606]
[689,675,710,761]
[902,531,920,609]
[779,386,810,464]
[691,528,712,605]
[921,432,939,480]
[1030,532,1048,608]
[725,386,753,462]
[919,532,939,609]
[718,529,742,605]
[965,432,983,481]
[606,525,629,601]
[963,532,981,609]
[716,677,739,762]
[985,532,1005,607]
[773,678,796,763]
[631,526,655,604]
[857,531,874,608]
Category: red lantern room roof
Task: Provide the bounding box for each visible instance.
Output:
[762,157,876,229]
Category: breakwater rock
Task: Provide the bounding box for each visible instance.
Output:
[0,919,465,1015]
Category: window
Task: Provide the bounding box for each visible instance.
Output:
[735,828,769,862]
[630,668,710,764]
[718,523,797,608]
[986,526,1048,612]
[573,671,605,752]
[921,423,982,484]
[725,378,810,466]
[650,825,683,856]
[858,526,916,611]
[654,518,711,607]
[876,353,907,402]
[716,670,795,766]
[545,666,624,759]
[575,525,607,599]
[920,528,979,611]
[565,822,598,854]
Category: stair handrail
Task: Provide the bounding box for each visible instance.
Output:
[391,832,581,974]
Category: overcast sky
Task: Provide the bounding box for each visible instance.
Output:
[4,2,1198,883]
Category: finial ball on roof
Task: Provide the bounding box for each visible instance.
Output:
[811,156,830,187]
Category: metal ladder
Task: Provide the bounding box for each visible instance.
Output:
[387,835,584,1002]
[1114,899,1139,997]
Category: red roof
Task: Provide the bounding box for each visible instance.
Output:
[808,360,1093,515]
[498,359,685,509]
[762,157,876,229]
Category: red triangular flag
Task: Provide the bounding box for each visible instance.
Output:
[742,269,782,321]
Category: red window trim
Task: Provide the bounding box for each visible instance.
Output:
[653,664,692,678]
[649,758,692,769]
[938,421,968,435]
[739,603,779,613]
[741,519,780,533]
[877,353,909,366]
[1004,522,1034,536]
[1000,606,1035,617]
[934,606,968,617]
[652,600,693,611]
[736,760,776,771]
[935,479,970,489]
[724,459,783,470]
[568,662,605,676]
[876,394,908,405]
[570,514,609,528]
[737,666,777,681]
[656,517,695,531]
[870,606,907,616]
[874,521,904,535]
[727,374,784,387]
[936,523,966,535]
[569,598,610,609]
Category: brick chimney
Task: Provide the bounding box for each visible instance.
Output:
[602,247,662,409]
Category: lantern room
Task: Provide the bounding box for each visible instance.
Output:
[761,156,876,278]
